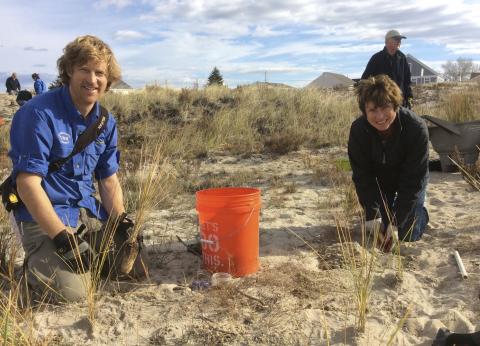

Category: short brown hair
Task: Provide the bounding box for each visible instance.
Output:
[356,75,403,115]
[57,35,121,91]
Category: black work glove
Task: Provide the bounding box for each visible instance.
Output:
[116,213,134,236]
[115,213,144,249]
[53,229,94,273]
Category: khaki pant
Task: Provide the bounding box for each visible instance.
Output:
[17,209,143,303]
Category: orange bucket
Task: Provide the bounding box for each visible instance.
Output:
[196,187,261,277]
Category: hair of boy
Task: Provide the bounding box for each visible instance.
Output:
[356,74,403,115]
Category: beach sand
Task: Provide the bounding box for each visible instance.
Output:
[1,93,479,345]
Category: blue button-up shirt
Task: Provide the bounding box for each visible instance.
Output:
[9,86,120,227]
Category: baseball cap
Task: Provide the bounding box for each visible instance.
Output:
[385,30,406,40]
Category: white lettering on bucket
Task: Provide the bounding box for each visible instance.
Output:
[200,222,219,233]
[200,222,220,253]
[203,253,222,268]
[207,234,220,252]
[200,234,219,253]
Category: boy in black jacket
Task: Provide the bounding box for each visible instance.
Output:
[348,74,429,251]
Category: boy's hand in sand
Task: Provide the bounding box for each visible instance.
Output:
[365,218,382,235]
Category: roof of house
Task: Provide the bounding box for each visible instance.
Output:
[250,81,294,89]
[111,80,132,89]
[471,72,480,80]
[406,54,440,76]
[305,72,354,89]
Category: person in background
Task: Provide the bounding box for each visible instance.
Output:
[16,90,33,106]
[8,35,146,303]
[6,72,21,95]
[361,30,413,108]
[348,74,429,251]
[32,73,47,95]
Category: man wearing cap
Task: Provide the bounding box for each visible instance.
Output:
[361,30,413,108]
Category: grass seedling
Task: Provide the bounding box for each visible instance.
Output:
[120,138,175,275]
[386,303,412,345]
[335,215,380,333]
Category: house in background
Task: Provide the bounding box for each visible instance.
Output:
[406,54,443,85]
[470,72,480,80]
[305,72,354,89]
[110,80,133,93]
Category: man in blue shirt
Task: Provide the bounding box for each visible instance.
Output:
[9,35,144,303]
[32,73,47,94]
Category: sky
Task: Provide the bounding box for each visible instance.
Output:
[1,0,480,89]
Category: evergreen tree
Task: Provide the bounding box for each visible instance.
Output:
[49,76,63,90]
[207,67,224,86]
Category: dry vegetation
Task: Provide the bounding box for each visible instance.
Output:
[413,81,480,123]
[0,81,479,344]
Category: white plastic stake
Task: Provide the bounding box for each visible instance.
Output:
[454,250,468,279]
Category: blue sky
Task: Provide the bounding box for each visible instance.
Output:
[1,0,479,88]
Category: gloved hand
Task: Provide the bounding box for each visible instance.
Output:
[115,213,135,237]
[377,224,398,253]
[53,229,94,273]
[109,213,148,278]
[364,218,382,235]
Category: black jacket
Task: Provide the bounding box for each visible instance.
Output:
[6,77,20,93]
[348,107,428,227]
[361,47,413,102]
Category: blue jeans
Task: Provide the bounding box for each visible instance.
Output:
[379,185,429,242]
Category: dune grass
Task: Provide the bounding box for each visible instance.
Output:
[335,215,380,333]
[413,82,480,123]
[103,85,358,161]
[119,137,175,275]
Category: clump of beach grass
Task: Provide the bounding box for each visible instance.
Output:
[335,215,380,333]
[0,208,54,345]
[413,82,480,123]
[442,89,480,123]
[119,137,176,275]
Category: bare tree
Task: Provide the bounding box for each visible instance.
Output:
[442,57,476,81]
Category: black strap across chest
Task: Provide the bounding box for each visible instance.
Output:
[48,105,109,172]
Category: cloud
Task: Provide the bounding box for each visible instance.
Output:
[3,0,480,88]
[445,43,480,55]
[114,30,145,40]
[24,46,48,52]
[251,25,290,38]
[132,1,480,48]
[257,42,381,59]
[95,0,133,9]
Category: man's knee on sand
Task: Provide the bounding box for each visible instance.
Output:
[26,250,91,303]
[20,217,148,302]
[20,221,91,303]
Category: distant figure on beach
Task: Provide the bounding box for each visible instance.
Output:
[348,74,429,251]
[6,72,21,95]
[7,35,148,303]
[361,30,413,108]
[32,73,47,94]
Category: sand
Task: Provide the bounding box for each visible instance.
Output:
[1,93,479,345]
